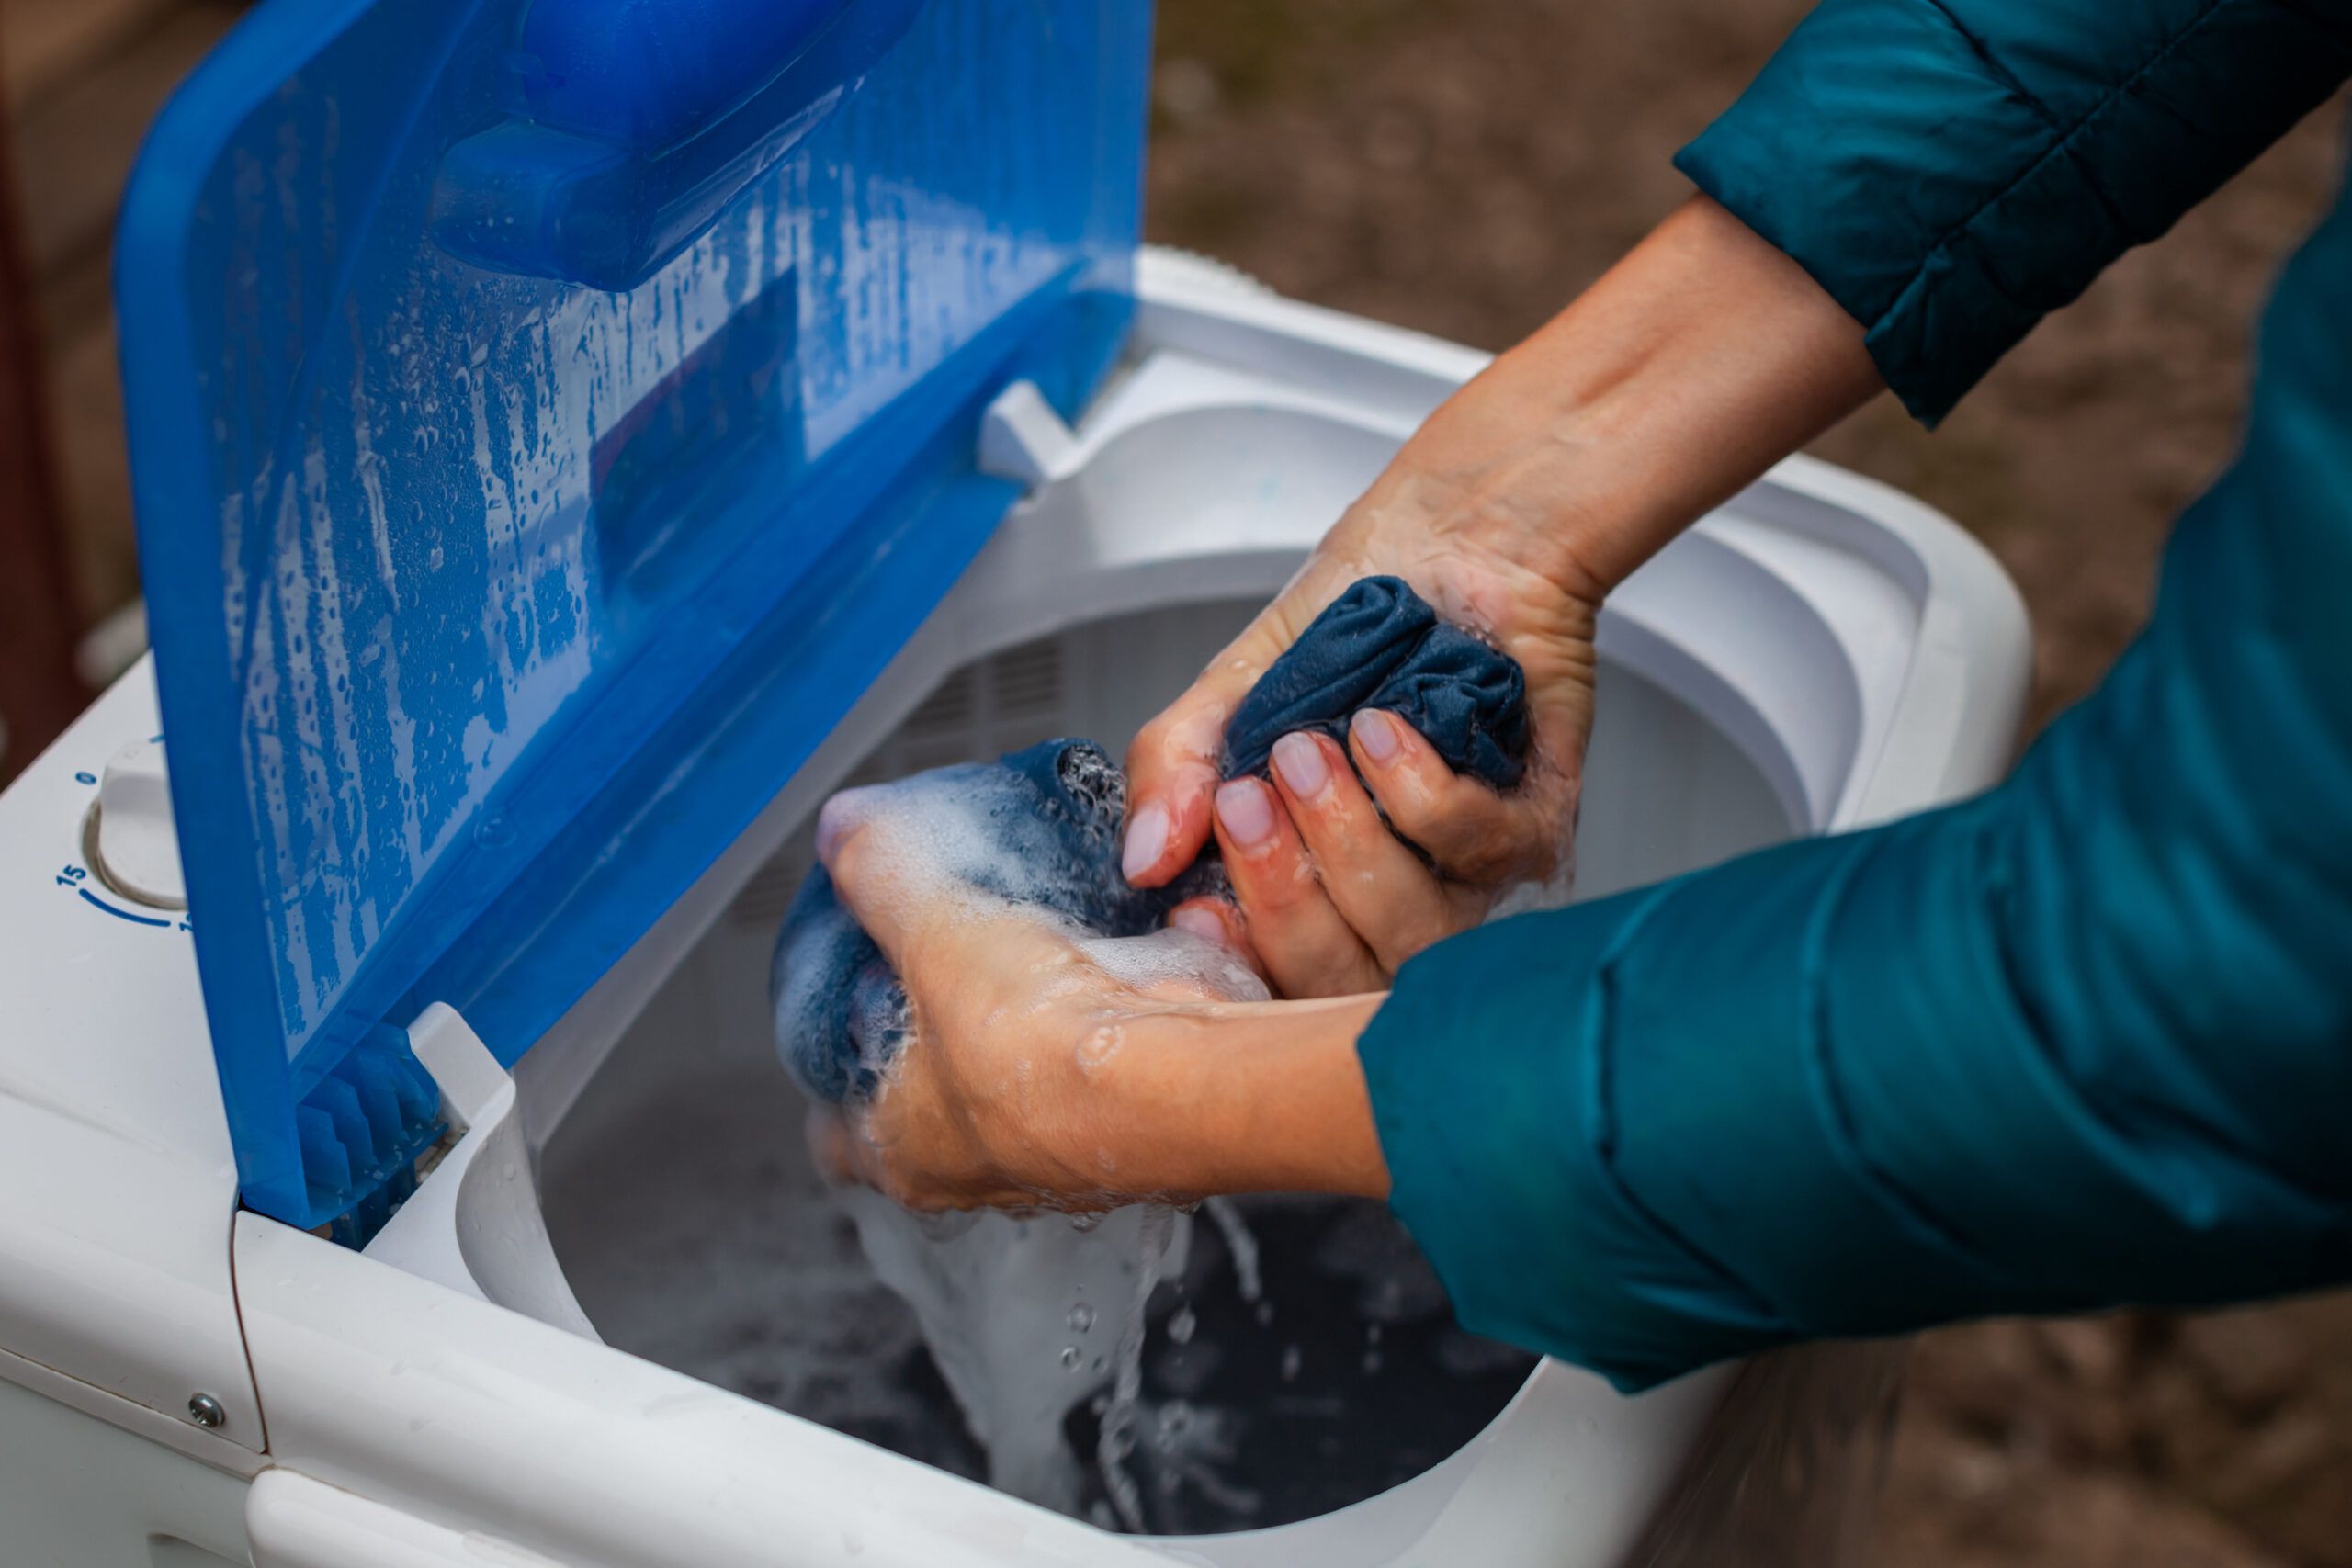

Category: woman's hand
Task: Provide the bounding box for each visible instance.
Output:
[1126,197,1882,998]
[807,784,1391,1213]
[1136,457,1603,998]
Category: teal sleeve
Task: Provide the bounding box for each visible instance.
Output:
[1675,0,2352,422]
[1361,171,2352,1393]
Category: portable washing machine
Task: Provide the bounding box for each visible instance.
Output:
[0,1,2031,1563]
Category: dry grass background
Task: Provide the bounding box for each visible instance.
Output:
[1143,2,2352,1563]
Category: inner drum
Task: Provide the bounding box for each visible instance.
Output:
[550,1058,1530,1535]
[537,600,1796,1535]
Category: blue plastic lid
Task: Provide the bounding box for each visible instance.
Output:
[116,0,1149,1234]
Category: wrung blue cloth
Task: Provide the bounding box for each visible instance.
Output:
[775,576,1529,1102]
[1221,577,1531,787]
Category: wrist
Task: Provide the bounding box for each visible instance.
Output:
[1371,195,1879,601]
[1047,993,1391,1205]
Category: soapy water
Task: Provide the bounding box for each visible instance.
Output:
[804,1188,1536,1533]
[839,1191,1186,1517]
[544,1035,1537,1533]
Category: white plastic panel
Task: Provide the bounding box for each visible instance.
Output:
[247,1470,564,1568]
[0,671,263,1453]
[0,1373,251,1567]
[363,1007,599,1343]
[235,1215,1189,1568]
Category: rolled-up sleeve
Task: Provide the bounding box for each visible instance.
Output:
[1365,28,2352,1388]
[1676,0,2352,422]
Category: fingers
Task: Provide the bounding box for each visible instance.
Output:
[1267,731,1474,973]
[810,1104,988,1213]
[1212,774,1388,998]
[1123,656,1261,888]
[1348,708,1559,883]
[811,787,935,964]
[815,786,1033,992]
[807,1105,860,1186]
[1124,572,1355,888]
[1164,897,1265,977]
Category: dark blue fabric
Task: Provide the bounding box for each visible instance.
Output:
[776,578,1531,1102]
[1223,576,1530,788]
[1363,9,2352,1393]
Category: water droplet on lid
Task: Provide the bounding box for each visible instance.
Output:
[1168,1305,1196,1345]
[1060,1346,1080,1370]
[1281,1345,1302,1382]
[1067,1303,1096,1334]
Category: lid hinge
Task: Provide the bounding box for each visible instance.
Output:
[294,1023,447,1248]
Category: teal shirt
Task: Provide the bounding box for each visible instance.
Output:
[1360,0,2352,1392]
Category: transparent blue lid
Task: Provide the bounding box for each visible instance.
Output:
[117,0,1149,1233]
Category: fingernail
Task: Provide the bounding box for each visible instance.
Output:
[1215,778,1277,850]
[1272,732,1331,798]
[814,792,862,860]
[1122,800,1170,881]
[1351,708,1403,764]
[1168,906,1226,942]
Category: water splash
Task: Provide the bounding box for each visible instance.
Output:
[1204,1195,1262,1304]
[841,1193,1191,1514]
[1096,1206,1179,1531]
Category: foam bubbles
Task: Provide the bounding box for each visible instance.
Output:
[1078,928,1270,1006]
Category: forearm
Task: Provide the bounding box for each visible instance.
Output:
[1073,992,1390,1203]
[1353,196,1880,601]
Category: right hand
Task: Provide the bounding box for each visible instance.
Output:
[1124,197,1882,1000]
[1126,468,1602,999]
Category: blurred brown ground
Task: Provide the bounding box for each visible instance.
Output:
[1145,4,2352,1564]
[4,1,2346,1561]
